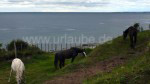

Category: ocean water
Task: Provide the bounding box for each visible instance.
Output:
[0,12,150,44]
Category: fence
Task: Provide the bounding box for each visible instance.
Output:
[3,43,99,52]
[32,43,98,52]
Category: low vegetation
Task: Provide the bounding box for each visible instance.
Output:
[84,30,150,84]
[0,30,150,84]
[0,40,43,61]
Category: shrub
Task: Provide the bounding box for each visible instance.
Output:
[0,43,7,61]
[0,43,2,51]
[0,40,44,61]
[134,23,140,28]
[85,48,93,55]
[0,43,2,49]
[148,42,150,51]
[7,40,29,51]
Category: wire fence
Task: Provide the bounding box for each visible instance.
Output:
[2,43,99,52]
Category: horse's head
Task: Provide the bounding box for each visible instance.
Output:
[123,26,134,40]
[70,47,87,57]
[123,30,128,40]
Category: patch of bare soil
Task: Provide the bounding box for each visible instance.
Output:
[44,56,127,84]
[44,37,148,84]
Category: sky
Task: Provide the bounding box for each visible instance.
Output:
[0,0,150,12]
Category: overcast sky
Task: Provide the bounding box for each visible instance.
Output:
[0,0,150,12]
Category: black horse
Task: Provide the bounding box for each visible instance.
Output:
[54,47,87,69]
[123,23,139,48]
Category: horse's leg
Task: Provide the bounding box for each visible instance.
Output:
[16,75,20,84]
[22,71,26,84]
[132,35,136,48]
[59,60,62,69]
[71,57,75,63]
[62,59,65,67]
[130,35,134,48]
[18,71,22,84]
[134,34,137,44]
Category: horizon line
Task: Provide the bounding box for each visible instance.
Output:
[0,11,150,13]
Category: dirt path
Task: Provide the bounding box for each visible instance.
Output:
[44,56,127,84]
[44,48,146,84]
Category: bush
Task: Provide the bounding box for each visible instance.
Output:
[0,47,7,61]
[134,23,140,28]
[148,42,150,51]
[0,43,2,49]
[7,40,29,51]
[0,40,44,61]
[85,48,93,55]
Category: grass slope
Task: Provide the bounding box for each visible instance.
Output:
[0,52,88,84]
[84,30,150,84]
[0,30,150,84]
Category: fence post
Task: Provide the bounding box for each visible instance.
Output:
[45,43,46,52]
[51,43,53,51]
[80,43,82,48]
[41,43,42,51]
[70,43,72,48]
[66,43,67,50]
[75,43,76,47]
[55,44,57,51]
[14,42,17,58]
[37,44,38,48]
[21,43,22,51]
[61,44,62,51]
[48,43,49,52]
[5,44,7,51]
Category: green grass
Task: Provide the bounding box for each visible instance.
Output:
[83,30,150,84]
[87,30,150,63]
[0,52,90,84]
[1,30,150,84]
[83,52,150,84]
[0,53,53,84]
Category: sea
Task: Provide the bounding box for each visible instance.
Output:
[0,12,150,46]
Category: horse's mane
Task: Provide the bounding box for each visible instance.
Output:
[124,26,134,34]
[124,28,129,33]
[123,26,132,39]
[57,47,80,53]
[70,47,81,50]
[70,47,83,53]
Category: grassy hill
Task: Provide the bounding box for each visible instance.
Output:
[84,30,150,84]
[0,30,150,84]
[0,51,89,84]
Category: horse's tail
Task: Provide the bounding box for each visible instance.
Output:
[54,53,58,69]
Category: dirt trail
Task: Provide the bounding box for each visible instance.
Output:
[44,56,127,84]
[45,48,146,84]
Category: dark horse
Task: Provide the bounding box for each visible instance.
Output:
[123,23,139,48]
[54,47,87,69]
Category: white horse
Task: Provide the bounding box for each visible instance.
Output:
[8,58,25,84]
